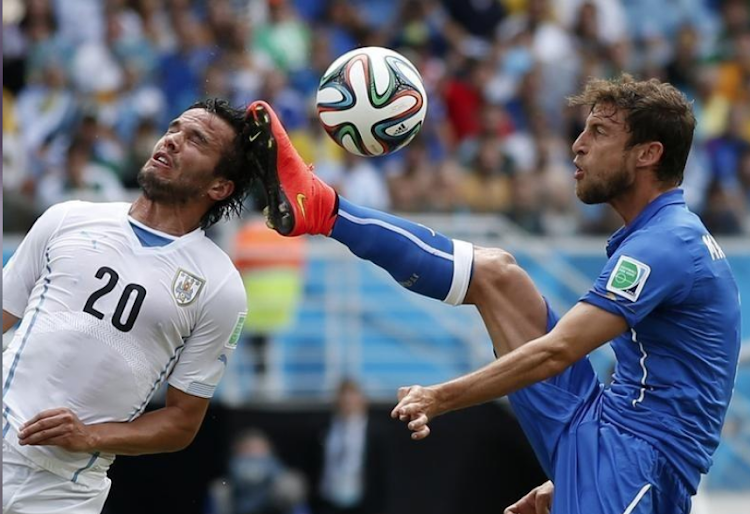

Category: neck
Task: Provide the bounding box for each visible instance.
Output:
[129,195,206,236]
[610,180,676,225]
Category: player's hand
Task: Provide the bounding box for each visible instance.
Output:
[504,480,554,514]
[390,385,442,440]
[18,408,96,452]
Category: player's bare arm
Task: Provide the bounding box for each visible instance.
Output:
[392,302,628,439]
[3,310,19,334]
[18,386,209,455]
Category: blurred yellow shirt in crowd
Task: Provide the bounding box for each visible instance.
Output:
[3,88,17,133]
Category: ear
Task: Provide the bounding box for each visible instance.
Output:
[636,141,664,169]
[207,178,235,202]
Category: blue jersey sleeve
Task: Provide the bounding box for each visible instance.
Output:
[581,230,695,327]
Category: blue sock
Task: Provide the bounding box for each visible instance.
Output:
[330,197,474,305]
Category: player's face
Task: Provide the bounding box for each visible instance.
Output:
[571,104,637,204]
[138,108,236,203]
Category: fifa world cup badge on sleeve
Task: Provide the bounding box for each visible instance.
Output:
[172,269,206,306]
[606,255,651,302]
[226,313,246,349]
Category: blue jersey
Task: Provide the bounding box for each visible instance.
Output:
[581,189,741,492]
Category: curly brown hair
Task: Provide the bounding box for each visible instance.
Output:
[568,73,696,186]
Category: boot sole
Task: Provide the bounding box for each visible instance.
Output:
[248,105,296,236]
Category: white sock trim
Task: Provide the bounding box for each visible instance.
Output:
[444,240,474,306]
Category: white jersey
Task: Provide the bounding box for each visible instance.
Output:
[3,201,247,486]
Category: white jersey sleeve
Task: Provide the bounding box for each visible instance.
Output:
[3,202,73,317]
[167,268,247,398]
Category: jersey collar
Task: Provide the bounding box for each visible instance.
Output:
[606,188,686,257]
[120,204,204,254]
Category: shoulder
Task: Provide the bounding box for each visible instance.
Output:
[614,213,705,285]
[39,200,88,220]
[625,205,707,256]
[620,226,689,260]
[193,237,245,297]
[611,222,695,279]
[29,201,94,236]
[195,236,239,274]
[48,200,130,222]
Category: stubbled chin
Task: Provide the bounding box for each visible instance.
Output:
[575,182,594,205]
[138,169,171,198]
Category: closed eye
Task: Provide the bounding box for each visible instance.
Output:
[189,129,209,145]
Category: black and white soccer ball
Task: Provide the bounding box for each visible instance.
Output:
[316,46,428,157]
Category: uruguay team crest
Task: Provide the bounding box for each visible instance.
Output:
[172,269,205,306]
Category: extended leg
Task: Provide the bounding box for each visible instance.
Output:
[245,100,549,358]
[332,201,549,358]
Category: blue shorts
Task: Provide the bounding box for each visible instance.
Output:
[507,301,692,514]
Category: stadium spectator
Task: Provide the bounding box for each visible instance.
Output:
[252,0,310,74]
[219,18,268,107]
[257,68,307,133]
[333,153,391,211]
[442,56,494,142]
[207,428,310,514]
[314,379,386,514]
[461,137,514,214]
[110,59,167,146]
[15,59,76,174]
[706,107,750,193]
[430,158,467,212]
[700,180,746,236]
[385,139,438,212]
[120,117,162,188]
[286,107,346,188]
[456,102,516,167]
[3,88,38,233]
[75,112,127,175]
[740,147,750,207]
[159,11,214,122]
[134,0,178,52]
[51,0,105,46]
[318,0,365,60]
[36,136,128,210]
[507,172,544,234]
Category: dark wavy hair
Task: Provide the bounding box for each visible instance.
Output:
[568,73,696,186]
[189,98,255,229]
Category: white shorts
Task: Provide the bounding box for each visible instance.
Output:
[2,442,111,514]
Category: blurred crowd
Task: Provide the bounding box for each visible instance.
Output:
[3,0,750,235]
[202,379,384,514]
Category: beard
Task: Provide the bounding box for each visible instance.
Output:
[575,165,633,205]
[137,166,205,204]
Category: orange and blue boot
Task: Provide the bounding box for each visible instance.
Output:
[244,101,338,237]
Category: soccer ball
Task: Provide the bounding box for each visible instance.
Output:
[316,46,427,157]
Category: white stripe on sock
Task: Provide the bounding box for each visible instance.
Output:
[444,240,473,306]
[338,210,454,261]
